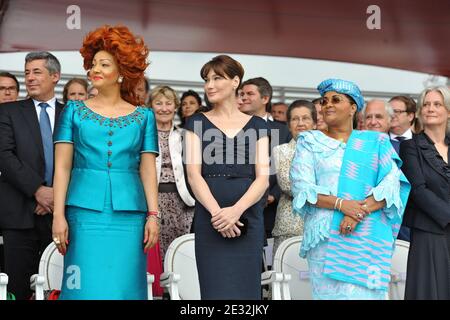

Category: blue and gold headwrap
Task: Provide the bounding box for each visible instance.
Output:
[317,78,365,111]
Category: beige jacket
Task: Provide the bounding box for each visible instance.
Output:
[272,139,304,237]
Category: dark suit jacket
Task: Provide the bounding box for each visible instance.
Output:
[399,132,450,234]
[0,98,64,229]
[263,119,291,233]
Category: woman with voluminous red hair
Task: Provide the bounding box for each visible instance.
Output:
[52,25,159,300]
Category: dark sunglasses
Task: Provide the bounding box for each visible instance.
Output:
[320,95,350,107]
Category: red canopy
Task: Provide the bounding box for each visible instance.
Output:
[1,0,449,77]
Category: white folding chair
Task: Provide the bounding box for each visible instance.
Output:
[160,233,284,300]
[160,233,200,300]
[270,236,312,300]
[262,237,274,271]
[30,242,155,300]
[389,239,409,300]
[30,242,64,300]
[0,273,8,300]
[266,237,410,300]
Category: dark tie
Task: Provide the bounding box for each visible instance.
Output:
[395,136,406,142]
[39,102,53,186]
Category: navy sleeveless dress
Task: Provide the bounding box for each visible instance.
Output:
[184,113,268,300]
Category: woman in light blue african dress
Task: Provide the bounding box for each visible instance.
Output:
[290,79,410,300]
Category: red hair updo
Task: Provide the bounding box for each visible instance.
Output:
[80,25,149,106]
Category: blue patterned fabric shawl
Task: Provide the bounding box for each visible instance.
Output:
[322,130,410,290]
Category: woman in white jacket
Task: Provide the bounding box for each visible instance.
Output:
[150,86,195,259]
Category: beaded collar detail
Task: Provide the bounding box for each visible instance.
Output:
[72,100,145,128]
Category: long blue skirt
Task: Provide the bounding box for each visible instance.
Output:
[59,182,147,300]
[307,239,386,300]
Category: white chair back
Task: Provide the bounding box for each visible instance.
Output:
[39,242,64,291]
[389,239,409,300]
[273,236,312,300]
[0,273,9,300]
[164,233,200,300]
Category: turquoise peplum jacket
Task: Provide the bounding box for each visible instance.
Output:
[54,100,159,212]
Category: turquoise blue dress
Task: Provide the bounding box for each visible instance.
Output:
[290,131,407,300]
[54,100,159,300]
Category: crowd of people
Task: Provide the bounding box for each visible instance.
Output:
[0,24,449,300]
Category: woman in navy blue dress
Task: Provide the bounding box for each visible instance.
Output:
[184,55,270,299]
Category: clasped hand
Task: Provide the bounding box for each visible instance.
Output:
[211,207,244,238]
[339,199,371,235]
[34,186,54,215]
[340,199,370,222]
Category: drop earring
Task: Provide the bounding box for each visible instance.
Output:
[118,76,123,84]
[86,70,92,83]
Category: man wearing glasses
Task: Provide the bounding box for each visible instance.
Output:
[0,72,20,104]
[388,95,417,242]
[388,95,417,144]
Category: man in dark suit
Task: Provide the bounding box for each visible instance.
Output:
[240,78,290,241]
[0,71,20,273]
[270,102,288,123]
[0,51,63,299]
[388,96,417,242]
[388,96,416,144]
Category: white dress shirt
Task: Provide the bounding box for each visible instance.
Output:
[389,128,413,141]
[33,97,57,133]
[262,113,274,122]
